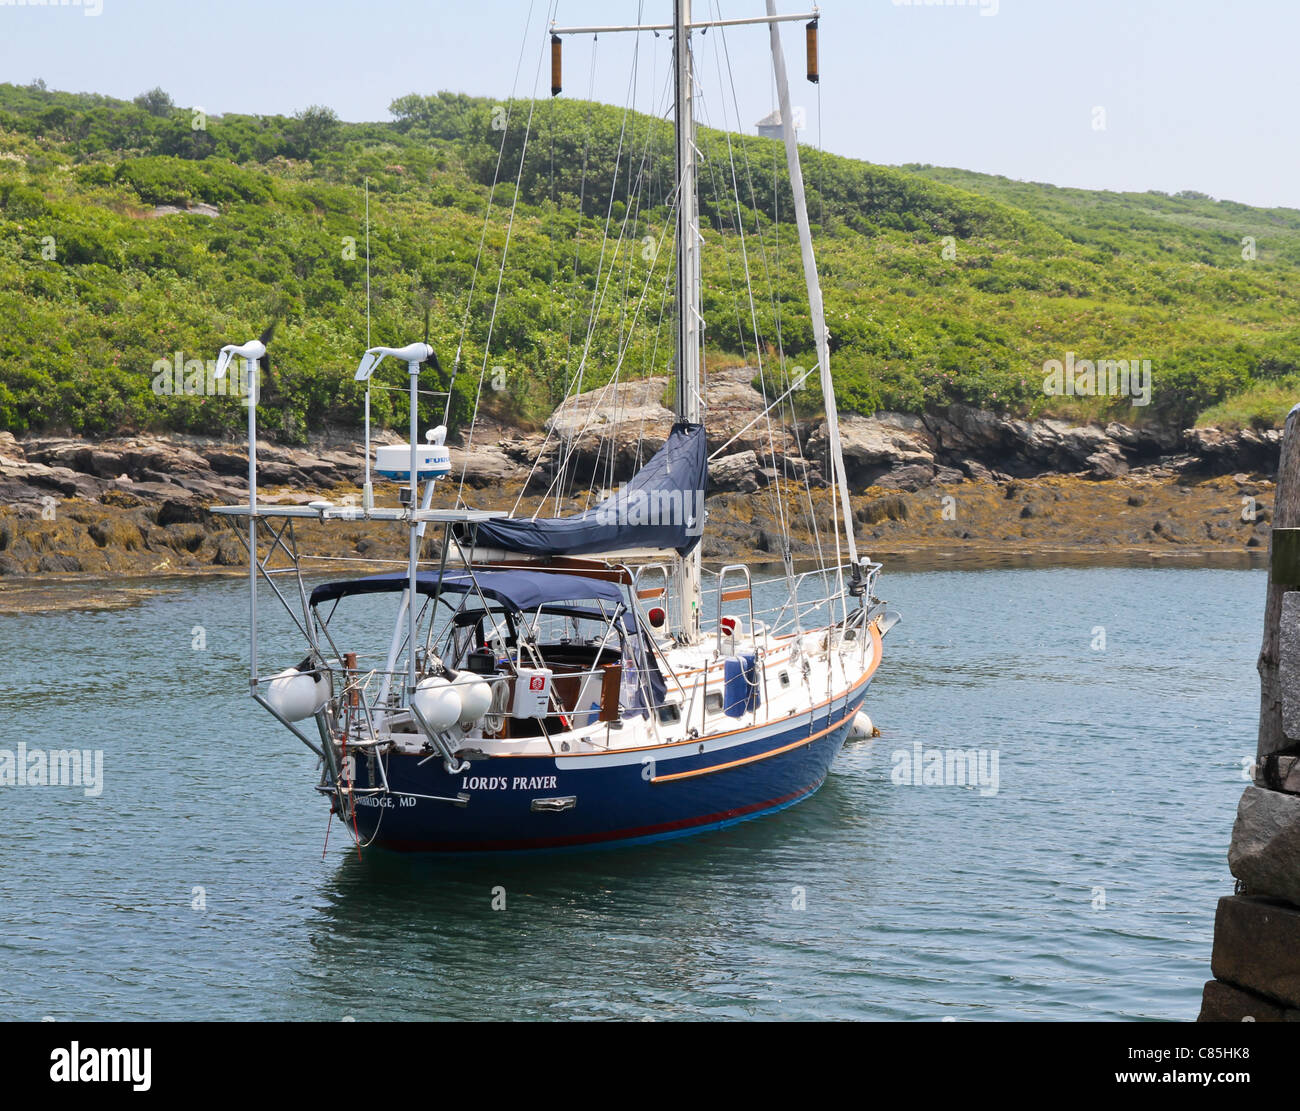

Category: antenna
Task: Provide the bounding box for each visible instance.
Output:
[363,177,373,509]
[365,176,371,350]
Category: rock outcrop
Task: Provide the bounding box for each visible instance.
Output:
[461,369,1283,494]
[0,365,1288,579]
[485,367,1287,498]
[804,404,1277,488]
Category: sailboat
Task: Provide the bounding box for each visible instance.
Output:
[212,0,897,853]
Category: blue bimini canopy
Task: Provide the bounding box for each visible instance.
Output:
[309,569,626,614]
[466,423,708,558]
[309,567,666,718]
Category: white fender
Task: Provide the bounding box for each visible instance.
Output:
[411,676,462,732]
[266,667,329,722]
[451,672,493,725]
[849,711,875,740]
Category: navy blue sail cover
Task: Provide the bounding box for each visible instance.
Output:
[467,424,707,557]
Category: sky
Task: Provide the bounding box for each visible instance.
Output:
[3,0,1298,210]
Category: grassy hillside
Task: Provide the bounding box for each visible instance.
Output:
[1,80,1297,444]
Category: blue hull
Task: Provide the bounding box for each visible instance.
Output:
[347,675,872,853]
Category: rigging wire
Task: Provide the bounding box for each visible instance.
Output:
[550,18,645,514]
[585,34,676,512]
[555,31,602,427]
[694,78,794,581]
[537,185,679,515]
[475,3,843,602]
[520,24,679,518]
[504,34,670,517]
[451,1,542,392]
[454,0,554,503]
[710,8,814,585]
[713,10,830,582]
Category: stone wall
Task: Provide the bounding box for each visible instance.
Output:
[1199,405,1300,1022]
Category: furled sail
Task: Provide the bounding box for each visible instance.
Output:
[468,424,708,557]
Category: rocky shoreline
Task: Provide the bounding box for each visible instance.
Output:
[0,366,1280,600]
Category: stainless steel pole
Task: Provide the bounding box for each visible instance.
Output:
[408,360,420,698]
[247,355,258,694]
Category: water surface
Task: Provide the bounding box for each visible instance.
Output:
[0,566,1257,1020]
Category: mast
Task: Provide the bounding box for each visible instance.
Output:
[766,0,858,583]
[673,0,703,642]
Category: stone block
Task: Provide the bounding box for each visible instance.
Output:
[1229,785,1300,905]
[1198,979,1298,1022]
[1209,895,1300,1008]
[1280,591,1300,739]
[1257,753,1300,795]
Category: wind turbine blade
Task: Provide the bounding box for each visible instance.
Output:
[214,350,233,379]
[355,352,380,381]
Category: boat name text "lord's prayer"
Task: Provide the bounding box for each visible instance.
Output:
[462,776,559,791]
